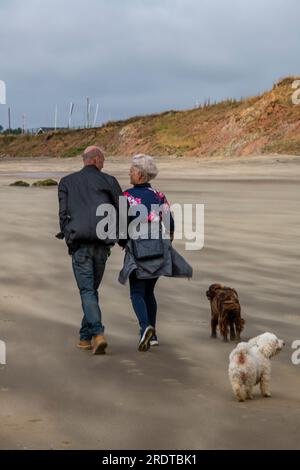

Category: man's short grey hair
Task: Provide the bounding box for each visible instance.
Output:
[82,145,104,162]
[132,154,158,182]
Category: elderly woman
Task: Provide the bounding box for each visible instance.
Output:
[119,154,192,352]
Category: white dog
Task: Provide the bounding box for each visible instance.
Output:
[228,332,284,402]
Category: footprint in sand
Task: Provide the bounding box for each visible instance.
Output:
[127,369,144,376]
[197,393,207,399]
[120,359,145,376]
[162,378,182,386]
[61,441,72,447]
[178,356,193,362]
[186,388,198,393]
[120,359,137,366]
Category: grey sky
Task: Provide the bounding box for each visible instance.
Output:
[0,0,299,129]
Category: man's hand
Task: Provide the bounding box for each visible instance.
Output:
[55,231,64,240]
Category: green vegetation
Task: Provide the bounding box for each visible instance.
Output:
[61,146,87,158]
[263,140,300,155]
[10,180,30,187]
[32,179,58,187]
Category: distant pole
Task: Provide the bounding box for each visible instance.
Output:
[54,104,58,131]
[86,97,90,128]
[93,104,99,128]
[22,114,26,134]
[68,102,74,128]
[8,107,11,131]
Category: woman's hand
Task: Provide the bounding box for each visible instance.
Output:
[167,232,174,242]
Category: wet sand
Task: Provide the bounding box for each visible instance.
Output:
[0,154,300,449]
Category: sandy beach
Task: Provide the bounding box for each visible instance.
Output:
[0,154,300,450]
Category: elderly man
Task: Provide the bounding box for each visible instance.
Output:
[57,146,123,355]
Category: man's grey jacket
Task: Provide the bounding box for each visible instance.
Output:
[58,165,123,252]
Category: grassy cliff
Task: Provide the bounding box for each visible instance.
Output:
[1,77,300,158]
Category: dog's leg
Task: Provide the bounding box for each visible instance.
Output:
[230,322,236,341]
[235,322,241,341]
[260,373,272,398]
[232,383,246,402]
[222,322,229,342]
[219,315,228,342]
[246,387,254,400]
[235,307,244,341]
[211,318,218,339]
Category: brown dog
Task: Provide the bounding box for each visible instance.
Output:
[206,284,245,342]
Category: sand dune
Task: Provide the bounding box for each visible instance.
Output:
[0,154,300,449]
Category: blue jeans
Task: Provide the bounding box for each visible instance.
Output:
[72,244,110,341]
[129,272,158,336]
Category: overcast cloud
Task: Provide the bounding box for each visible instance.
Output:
[0,0,299,129]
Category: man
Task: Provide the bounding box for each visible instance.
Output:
[57,146,123,355]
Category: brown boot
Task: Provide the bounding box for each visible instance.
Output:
[77,339,92,350]
[92,335,107,355]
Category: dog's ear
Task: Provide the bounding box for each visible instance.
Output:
[207,284,223,300]
[259,339,277,358]
[249,334,279,358]
[206,285,216,299]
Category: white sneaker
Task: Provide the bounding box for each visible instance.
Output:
[138,326,155,352]
[150,336,159,347]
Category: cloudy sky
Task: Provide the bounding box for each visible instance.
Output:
[0,0,299,129]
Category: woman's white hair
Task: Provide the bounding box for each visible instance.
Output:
[131,154,158,182]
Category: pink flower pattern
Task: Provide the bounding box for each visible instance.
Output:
[123,191,142,207]
[123,188,172,223]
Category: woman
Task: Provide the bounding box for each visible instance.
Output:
[119,154,193,352]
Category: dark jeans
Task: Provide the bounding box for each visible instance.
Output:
[129,272,159,336]
[72,243,110,341]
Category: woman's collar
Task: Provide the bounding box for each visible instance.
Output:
[134,182,151,188]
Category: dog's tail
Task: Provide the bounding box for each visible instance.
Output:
[237,350,246,365]
[229,342,249,365]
